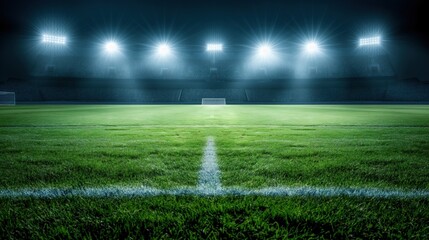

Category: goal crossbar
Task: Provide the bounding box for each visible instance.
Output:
[201,98,226,105]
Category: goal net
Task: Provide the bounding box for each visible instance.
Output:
[0,91,16,105]
[202,98,226,105]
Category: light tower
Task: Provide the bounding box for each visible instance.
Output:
[359,36,382,74]
[103,40,120,55]
[206,43,223,79]
[256,43,274,79]
[303,40,321,75]
[40,33,68,75]
[102,40,122,77]
[304,41,320,55]
[156,42,173,78]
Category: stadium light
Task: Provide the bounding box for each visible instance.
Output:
[206,43,223,52]
[257,43,273,57]
[359,36,381,47]
[42,34,67,45]
[104,40,120,55]
[156,43,172,57]
[304,41,320,54]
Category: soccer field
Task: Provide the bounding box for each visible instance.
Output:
[1,105,429,238]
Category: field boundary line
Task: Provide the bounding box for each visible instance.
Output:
[1,124,428,129]
[1,186,428,199]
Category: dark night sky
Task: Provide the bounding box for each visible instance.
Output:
[0,0,428,44]
[0,0,428,79]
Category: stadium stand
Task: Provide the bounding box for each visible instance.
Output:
[1,50,429,104]
[1,75,429,103]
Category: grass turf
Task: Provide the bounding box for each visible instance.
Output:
[1,196,428,239]
[1,105,428,190]
[0,126,204,189]
[1,105,429,238]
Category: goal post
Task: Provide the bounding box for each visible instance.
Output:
[0,91,16,105]
[202,98,226,105]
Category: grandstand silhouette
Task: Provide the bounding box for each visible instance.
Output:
[1,51,429,103]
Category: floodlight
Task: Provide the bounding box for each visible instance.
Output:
[257,43,273,57]
[42,34,67,45]
[206,43,223,52]
[104,41,120,54]
[359,36,381,47]
[156,43,172,57]
[304,41,320,54]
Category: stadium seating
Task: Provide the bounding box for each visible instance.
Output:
[1,75,429,103]
[1,51,428,103]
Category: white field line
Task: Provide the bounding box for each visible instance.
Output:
[197,137,222,194]
[3,125,427,129]
[1,136,429,199]
[0,186,429,198]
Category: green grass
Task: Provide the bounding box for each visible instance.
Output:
[216,126,429,189]
[1,105,428,190]
[0,126,205,189]
[1,197,428,239]
[1,105,429,238]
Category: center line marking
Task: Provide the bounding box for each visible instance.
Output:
[197,137,222,194]
[1,137,429,199]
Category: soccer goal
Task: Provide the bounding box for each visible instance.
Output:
[202,98,226,105]
[0,91,16,105]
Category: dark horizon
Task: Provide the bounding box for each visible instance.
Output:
[1,0,428,43]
